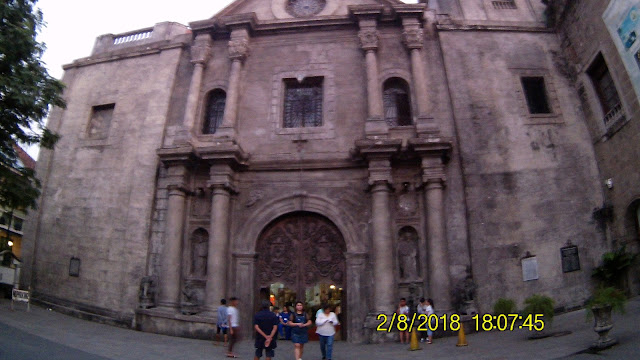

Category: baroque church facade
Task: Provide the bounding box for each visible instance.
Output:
[22,0,613,342]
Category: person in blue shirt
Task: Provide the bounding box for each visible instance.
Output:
[278,304,292,340]
[215,298,228,346]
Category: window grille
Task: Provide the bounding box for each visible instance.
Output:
[203,90,226,134]
[283,77,323,128]
[492,0,517,9]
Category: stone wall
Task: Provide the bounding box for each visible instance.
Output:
[554,0,640,294]
[21,34,188,318]
[440,27,605,311]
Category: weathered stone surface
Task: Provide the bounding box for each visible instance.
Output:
[19,0,617,343]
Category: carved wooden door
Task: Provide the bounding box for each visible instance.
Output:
[256,212,346,301]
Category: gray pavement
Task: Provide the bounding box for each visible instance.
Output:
[0,297,638,360]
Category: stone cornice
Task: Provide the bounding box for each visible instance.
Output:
[156,145,197,167]
[393,3,426,21]
[353,139,402,159]
[196,142,249,168]
[408,137,453,156]
[63,40,189,70]
[348,4,385,19]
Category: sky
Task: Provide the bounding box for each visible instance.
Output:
[28,0,418,158]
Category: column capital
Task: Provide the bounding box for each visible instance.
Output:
[190,33,212,65]
[228,29,250,61]
[403,27,424,50]
[420,156,446,186]
[359,29,379,51]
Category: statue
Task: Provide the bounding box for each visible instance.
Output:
[191,229,208,277]
[139,276,158,309]
[398,227,419,280]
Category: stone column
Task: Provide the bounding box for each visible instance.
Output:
[359,27,383,119]
[403,22,429,117]
[183,34,212,134]
[157,165,188,309]
[203,164,234,313]
[358,20,388,138]
[421,156,452,311]
[218,28,250,137]
[346,252,368,344]
[369,158,395,313]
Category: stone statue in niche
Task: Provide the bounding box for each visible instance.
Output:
[191,229,208,277]
[139,276,158,309]
[397,227,419,280]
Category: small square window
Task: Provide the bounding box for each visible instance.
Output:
[69,257,81,277]
[521,77,552,114]
[87,104,115,139]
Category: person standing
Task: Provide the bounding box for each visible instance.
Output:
[227,297,241,358]
[315,304,339,360]
[278,305,292,340]
[397,298,410,344]
[288,301,312,360]
[425,298,435,344]
[216,299,229,346]
[254,300,279,360]
[416,297,428,343]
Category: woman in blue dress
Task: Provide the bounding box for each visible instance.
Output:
[287,301,312,360]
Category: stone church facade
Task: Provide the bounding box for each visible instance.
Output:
[21,0,611,342]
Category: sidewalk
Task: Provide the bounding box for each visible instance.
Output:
[0,297,638,360]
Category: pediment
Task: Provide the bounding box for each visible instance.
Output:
[213,0,406,22]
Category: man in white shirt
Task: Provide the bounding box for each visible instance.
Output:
[315,305,339,360]
[227,297,240,358]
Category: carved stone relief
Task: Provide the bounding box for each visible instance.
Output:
[256,213,346,292]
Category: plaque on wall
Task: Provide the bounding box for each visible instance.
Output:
[521,256,539,282]
[561,245,581,273]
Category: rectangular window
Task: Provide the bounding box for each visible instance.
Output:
[492,0,517,10]
[521,77,552,114]
[587,54,624,126]
[12,217,23,232]
[87,104,115,139]
[283,77,323,128]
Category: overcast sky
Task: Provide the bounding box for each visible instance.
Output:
[28,0,417,158]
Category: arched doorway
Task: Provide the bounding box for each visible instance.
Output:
[256,212,347,339]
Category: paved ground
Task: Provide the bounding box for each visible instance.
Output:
[0,297,638,360]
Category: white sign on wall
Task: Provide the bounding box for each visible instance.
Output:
[522,256,539,282]
[604,0,640,101]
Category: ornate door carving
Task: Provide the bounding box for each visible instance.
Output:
[256,212,346,295]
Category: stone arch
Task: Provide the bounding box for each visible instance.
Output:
[231,193,368,343]
[233,192,365,255]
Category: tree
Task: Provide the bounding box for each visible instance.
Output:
[0,0,65,211]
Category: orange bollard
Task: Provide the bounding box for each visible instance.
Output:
[456,323,468,347]
[409,330,421,351]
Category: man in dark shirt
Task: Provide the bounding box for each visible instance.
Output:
[254,300,279,360]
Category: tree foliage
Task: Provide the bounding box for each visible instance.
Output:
[0,0,65,211]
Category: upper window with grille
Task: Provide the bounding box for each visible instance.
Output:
[383,78,412,127]
[203,89,226,134]
[283,77,323,128]
[587,54,624,126]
